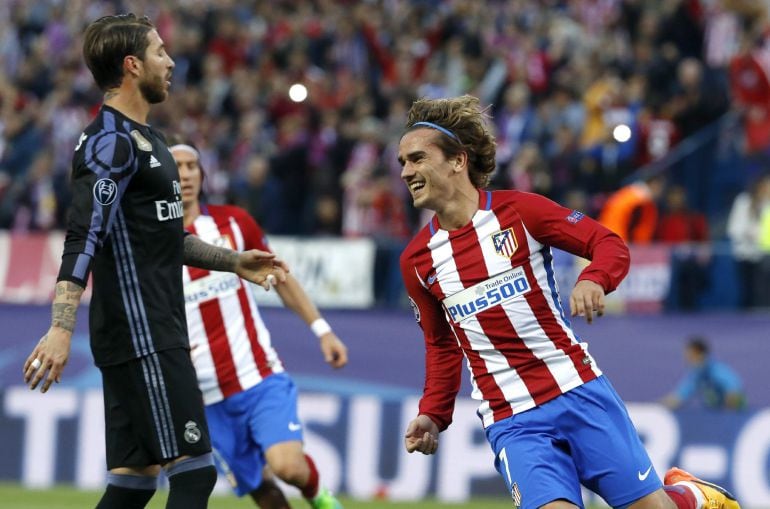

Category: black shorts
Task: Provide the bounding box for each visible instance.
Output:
[101,348,211,469]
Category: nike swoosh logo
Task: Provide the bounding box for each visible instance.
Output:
[638,465,652,481]
[427,274,437,284]
[288,422,302,432]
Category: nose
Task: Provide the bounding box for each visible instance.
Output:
[401,161,415,181]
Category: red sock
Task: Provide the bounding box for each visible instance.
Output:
[664,485,698,509]
[301,454,319,499]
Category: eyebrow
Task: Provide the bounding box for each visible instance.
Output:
[397,149,427,166]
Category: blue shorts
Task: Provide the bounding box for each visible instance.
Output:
[205,373,303,496]
[485,376,661,509]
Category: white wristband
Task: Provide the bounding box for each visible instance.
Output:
[310,318,332,338]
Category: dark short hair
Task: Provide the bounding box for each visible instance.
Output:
[687,336,709,355]
[82,13,155,91]
[404,95,497,188]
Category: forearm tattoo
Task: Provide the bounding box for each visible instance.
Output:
[184,234,238,272]
[52,281,84,333]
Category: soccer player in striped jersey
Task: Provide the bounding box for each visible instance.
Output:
[170,139,348,509]
[397,95,739,509]
[22,14,287,509]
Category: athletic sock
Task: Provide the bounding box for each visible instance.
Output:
[664,484,699,509]
[95,472,157,509]
[674,481,707,509]
[250,478,291,509]
[165,454,217,509]
[300,454,320,499]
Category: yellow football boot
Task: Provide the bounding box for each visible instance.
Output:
[665,467,740,509]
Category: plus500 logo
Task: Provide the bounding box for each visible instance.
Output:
[444,268,530,323]
[184,273,241,304]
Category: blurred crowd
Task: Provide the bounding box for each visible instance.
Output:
[1,0,770,257]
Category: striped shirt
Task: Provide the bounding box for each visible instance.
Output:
[58,105,187,366]
[400,190,630,429]
[183,205,283,405]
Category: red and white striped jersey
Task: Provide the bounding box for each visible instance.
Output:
[183,204,283,405]
[400,190,630,429]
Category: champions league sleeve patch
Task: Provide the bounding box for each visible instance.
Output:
[566,210,585,224]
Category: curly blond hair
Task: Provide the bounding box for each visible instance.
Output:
[404,95,497,188]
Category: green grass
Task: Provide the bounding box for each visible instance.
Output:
[0,483,514,508]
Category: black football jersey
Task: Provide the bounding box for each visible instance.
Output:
[58,105,188,366]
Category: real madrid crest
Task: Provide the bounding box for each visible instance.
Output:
[183,420,202,444]
[491,228,517,259]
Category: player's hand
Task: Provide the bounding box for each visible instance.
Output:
[23,327,72,393]
[235,249,289,290]
[319,333,348,369]
[404,415,440,455]
[569,279,605,324]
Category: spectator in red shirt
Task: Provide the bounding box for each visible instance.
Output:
[729,30,770,154]
[656,184,709,243]
[656,185,711,310]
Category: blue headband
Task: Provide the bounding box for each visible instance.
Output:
[412,121,460,142]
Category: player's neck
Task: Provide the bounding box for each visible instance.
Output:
[103,86,151,125]
[183,202,201,227]
[435,187,479,231]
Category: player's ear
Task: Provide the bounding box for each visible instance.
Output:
[453,151,468,173]
[123,55,142,77]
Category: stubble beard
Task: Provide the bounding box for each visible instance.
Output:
[139,75,167,104]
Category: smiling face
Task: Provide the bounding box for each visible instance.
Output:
[171,147,202,208]
[137,29,174,104]
[398,128,462,212]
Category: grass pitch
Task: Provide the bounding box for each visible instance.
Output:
[0,483,514,508]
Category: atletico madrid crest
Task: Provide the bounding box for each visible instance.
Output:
[492,228,517,258]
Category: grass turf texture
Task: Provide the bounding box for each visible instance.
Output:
[0,483,514,508]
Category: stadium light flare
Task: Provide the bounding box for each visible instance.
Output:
[289,83,308,103]
[612,124,632,143]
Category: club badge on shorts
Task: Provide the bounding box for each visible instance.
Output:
[183,420,201,444]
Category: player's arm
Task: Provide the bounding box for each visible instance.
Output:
[514,191,631,323]
[26,132,135,392]
[23,281,84,392]
[272,274,348,369]
[227,208,347,367]
[183,233,288,290]
[400,252,464,454]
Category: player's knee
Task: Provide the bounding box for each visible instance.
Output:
[269,455,308,485]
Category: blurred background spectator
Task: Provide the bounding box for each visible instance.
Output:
[727,173,770,309]
[662,335,746,411]
[2,0,770,310]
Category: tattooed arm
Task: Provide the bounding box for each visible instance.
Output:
[183,233,239,272]
[24,280,85,393]
[184,234,289,289]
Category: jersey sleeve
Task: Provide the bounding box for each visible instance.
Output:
[57,132,138,288]
[400,248,464,432]
[513,191,630,293]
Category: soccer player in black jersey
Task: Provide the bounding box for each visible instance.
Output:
[21,14,287,509]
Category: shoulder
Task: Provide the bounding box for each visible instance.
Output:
[206,204,248,220]
[489,189,552,212]
[400,224,433,266]
[212,204,263,231]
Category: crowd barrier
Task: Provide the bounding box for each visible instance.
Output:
[0,231,759,312]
